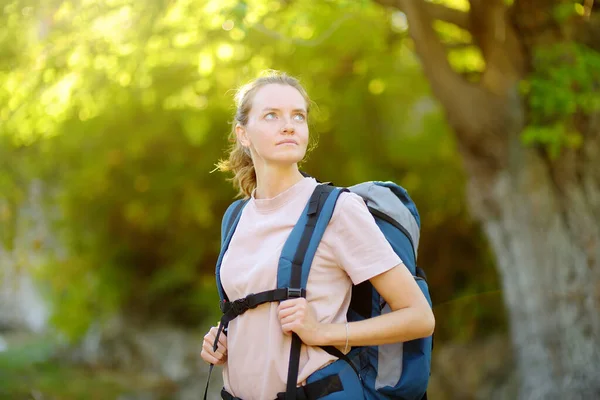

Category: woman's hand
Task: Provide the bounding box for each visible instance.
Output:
[277,298,323,346]
[201,325,228,365]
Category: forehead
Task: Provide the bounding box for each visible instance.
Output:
[251,84,307,112]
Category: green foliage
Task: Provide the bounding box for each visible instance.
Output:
[0,0,504,344]
[553,1,586,23]
[521,42,600,158]
[434,21,485,76]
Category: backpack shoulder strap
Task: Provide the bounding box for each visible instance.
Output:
[279,184,347,400]
[204,199,248,400]
[220,199,247,246]
[216,199,249,302]
[277,184,346,291]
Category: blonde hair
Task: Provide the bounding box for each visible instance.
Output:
[216,70,315,198]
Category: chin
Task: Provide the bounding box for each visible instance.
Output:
[264,147,307,166]
[269,155,305,166]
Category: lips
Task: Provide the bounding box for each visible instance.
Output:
[276,139,298,145]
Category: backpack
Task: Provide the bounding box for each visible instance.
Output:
[206,179,433,400]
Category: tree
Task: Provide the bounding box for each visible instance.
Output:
[371,0,600,398]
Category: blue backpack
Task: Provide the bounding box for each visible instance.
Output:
[206,180,433,400]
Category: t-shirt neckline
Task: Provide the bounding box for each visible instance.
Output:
[251,177,315,214]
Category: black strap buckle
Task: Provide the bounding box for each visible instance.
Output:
[287,288,303,298]
[222,294,256,316]
[219,300,228,313]
[231,297,250,315]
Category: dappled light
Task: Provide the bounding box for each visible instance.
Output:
[1,0,599,399]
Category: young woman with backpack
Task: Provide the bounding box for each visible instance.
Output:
[200,71,435,400]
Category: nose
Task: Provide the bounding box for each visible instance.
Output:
[281,120,295,134]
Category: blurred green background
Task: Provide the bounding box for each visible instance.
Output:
[3,0,585,398]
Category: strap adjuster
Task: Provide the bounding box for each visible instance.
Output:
[287,288,303,298]
[221,294,256,316]
[230,296,250,315]
[219,300,228,313]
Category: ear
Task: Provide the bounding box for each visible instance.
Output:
[235,124,250,148]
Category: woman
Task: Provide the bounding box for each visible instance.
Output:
[201,71,435,400]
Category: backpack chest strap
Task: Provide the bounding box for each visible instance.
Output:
[220,288,306,319]
[212,287,306,354]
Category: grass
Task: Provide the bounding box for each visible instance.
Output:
[0,333,176,400]
[0,363,127,400]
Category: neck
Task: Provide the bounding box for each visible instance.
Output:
[254,164,304,199]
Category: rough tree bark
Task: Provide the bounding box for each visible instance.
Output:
[374,0,600,399]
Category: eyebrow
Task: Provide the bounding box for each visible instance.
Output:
[261,107,308,114]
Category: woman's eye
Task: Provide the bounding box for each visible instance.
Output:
[265,112,276,120]
[294,114,306,122]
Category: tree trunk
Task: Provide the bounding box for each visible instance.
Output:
[372,0,600,398]
[467,129,600,400]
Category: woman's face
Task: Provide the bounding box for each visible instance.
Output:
[236,84,309,167]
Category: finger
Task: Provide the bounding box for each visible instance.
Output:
[279,298,302,310]
[281,319,302,334]
[205,327,217,341]
[201,349,225,365]
[280,322,294,334]
[203,337,226,355]
[201,345,224,363]
[280,314,298,326]
[208,339,227,356]
[206,326,227,349]
[209,330,227,349]
[201,351,218,364]
[204,333,218,352]
[279,311,300,331]
[209,325,226,338]
[278,304,298,320]
[278,299,306,315]
[203,340,227,359]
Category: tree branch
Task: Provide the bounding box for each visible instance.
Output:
[373,0,526,171]
[422,1,471,31]
[374,0,471,31]
[577,11,600,52]
[469,0,526,94]
[374,0,477,129]
[511,0,565,50]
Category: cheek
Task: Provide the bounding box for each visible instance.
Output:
[300,129,310,146]
[256,130,275,149]
[295,124,309,139]
[246,125,270,148]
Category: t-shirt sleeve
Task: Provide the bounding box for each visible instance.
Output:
[330,192,403,285]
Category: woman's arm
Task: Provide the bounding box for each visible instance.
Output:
[320,263,434,347]
[278,263,434,347]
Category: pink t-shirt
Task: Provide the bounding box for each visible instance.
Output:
[220,177,402,399]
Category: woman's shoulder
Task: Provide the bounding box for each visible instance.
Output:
[336,189,364,206]
[329,190,369,225]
